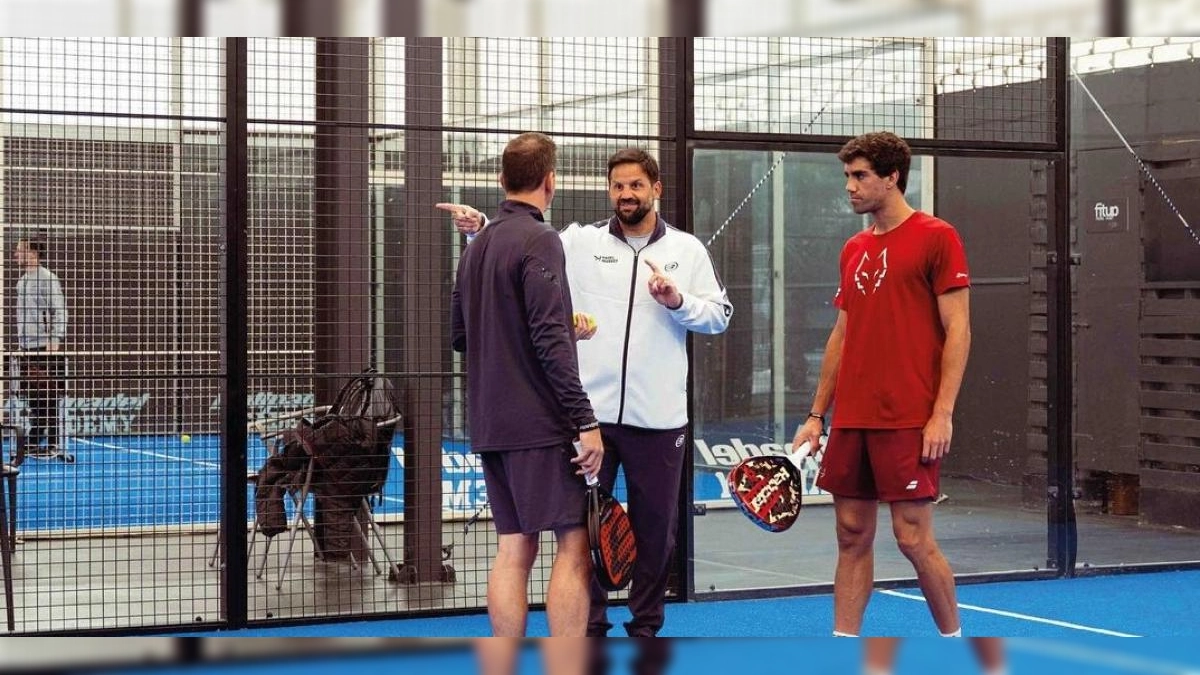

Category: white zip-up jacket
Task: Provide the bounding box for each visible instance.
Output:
[562,216,733,429]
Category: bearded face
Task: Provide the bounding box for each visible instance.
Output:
[608,162,661,229]
[614,197,651,225]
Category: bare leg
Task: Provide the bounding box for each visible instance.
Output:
[833,496,879,635]
[863,638,900,674]
[890,500,960,634]
[542,638,587,675]
[488,533,540,637]
[546,526,591,636]
[540,526,592,675]
[970,637,1006,673]
[475,637,521,675]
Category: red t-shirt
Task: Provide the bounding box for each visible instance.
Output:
[831,211,970,428]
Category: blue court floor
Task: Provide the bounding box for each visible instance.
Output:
[95,637,1200,675]
[176,570,1200,638]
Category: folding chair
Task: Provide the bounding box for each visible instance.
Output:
[246,371,402,590]
[207,409,325,572]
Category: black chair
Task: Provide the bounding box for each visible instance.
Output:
[257,409,401,589]
[211,371,402,589]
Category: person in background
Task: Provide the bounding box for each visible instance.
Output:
[13,238,68,459]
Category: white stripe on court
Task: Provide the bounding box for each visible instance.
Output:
[880,589,1140,637]
[692,557,830,585]
[1009,638,1200,674]
[72,437,220,469]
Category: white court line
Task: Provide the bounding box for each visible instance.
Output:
[1009,638,1200,674]
[692,557,830,585]
[880,589,1140,637]
[72,437,220,469]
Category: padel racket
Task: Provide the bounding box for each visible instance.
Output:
[728,442,819,533]
[575,441,637,591]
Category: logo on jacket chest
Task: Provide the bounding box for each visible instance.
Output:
[594,255,619,264]
[853,248,888,295]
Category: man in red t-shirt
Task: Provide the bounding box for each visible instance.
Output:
[792,131,972,638]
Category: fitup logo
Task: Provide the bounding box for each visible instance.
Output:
[665,261,679,272]
[1094,202,1121,221]
[675,433,686,448]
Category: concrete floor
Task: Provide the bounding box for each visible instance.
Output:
[2,476,1198,633]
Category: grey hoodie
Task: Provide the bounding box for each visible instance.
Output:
[16,265,66,349]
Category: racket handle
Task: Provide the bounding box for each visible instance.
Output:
[787,449,808,470]
[790,434,828,465]
[572,439,599,487]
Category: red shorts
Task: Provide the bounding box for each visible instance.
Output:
[815,428,941,502]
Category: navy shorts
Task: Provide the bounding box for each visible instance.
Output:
[480,444,588,535]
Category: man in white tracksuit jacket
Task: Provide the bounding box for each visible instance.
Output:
[440,148,733,637]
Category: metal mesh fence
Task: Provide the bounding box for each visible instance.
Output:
[0,37,225,631]
[0,37,1070,634]
[694,37,1056,145]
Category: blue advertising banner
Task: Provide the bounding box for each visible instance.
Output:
[691,421,832,506]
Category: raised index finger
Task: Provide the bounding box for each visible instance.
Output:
[643,258,662,275]
[434,203,461,214]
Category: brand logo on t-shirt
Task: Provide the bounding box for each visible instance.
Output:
[594,255,619,263]
[665,261,679,272]
[854,248,888,295]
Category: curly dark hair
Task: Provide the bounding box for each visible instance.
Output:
[836,131,912,194]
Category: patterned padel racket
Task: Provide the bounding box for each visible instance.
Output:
[575,440,637,591]
[728,449,810,533]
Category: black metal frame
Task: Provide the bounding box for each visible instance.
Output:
[1046,37,1078,578]
[211,34,1085,629]
[683,37,1078,603]
[220,36,251,630]
[0,35,1138,637]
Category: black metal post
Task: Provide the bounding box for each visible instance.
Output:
[668,0,703,36]
[177,0,202,35]
[281,0,339,35]
[1104,0,1127,36]
[220,36,250,627]
[1046,37,1077,577]
[668,37,697,602]
[395,38,452,584]
[383,0,420,35]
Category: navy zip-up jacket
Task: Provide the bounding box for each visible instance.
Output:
[451,200,597,452]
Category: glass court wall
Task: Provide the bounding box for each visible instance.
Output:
[1,37,1190,635]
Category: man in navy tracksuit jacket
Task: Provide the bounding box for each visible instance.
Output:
[442,148,733,637]
[451,132,604,646]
